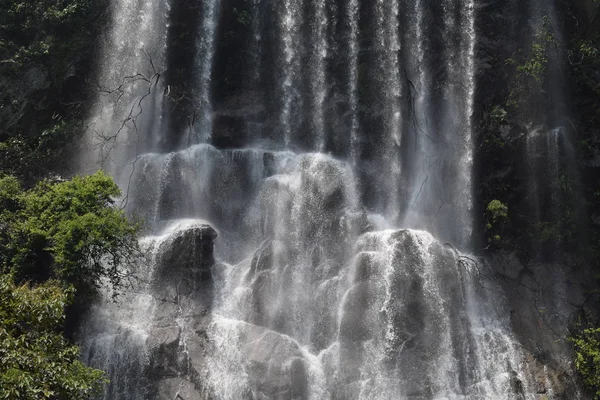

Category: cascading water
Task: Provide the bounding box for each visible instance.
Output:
[346,0,359,164]
[524,0,576,261]
[277,0,302,148]
[82,0,171,174]
[78,0,578,399]
[307,0,328,151]
[192,0,220,144]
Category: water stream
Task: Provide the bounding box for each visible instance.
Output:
[78,0,569,398]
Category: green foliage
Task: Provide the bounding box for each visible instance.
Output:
[0,0,109,181]
[0,275,105,399]
[571,327,600,399]
[0,171,140,292]
[490,106,508,124]
[0,171,138,398]
[0,0,107,67]
[486,200,509,244]
[487,199,509,220]
[506,16,557,108]
[233,7,251,27]
[0,120,81,182]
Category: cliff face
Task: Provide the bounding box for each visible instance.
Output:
[471,2,600,397]
[70,0,600,398]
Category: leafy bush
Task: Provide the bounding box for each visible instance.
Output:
[486,199,509,221]
[0,275,105,399]
[571,327,600,399]
[506,15,557,108]
[486,199,509,244]
[0,171,140,293]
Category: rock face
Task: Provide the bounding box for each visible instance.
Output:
[146,221,218,399]
[80,218,586,399]
[197,228,585,399]
[156,221,218,281]
[490,251,590,398]
[79,220,218,400]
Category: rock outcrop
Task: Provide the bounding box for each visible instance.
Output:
[146,221,218,399]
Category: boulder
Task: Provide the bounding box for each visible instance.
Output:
[138,220,219,398]
[234,322,308,399]
[147,326,182,379]
[156,220,218,281]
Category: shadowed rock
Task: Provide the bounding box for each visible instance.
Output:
[156,220,218,282]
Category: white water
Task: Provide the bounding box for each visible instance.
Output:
[83,0,171,174]
[308,0,328,151]
[347,0,360,164]
[192,0,220,144]
[78,0,557,398]
[278,0,302,148]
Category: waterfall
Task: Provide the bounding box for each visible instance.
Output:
[277,0,302,148]
[457,0,476,246]
[308,0,328,151]
[525,0,573,261]
[192,0,220,144]
[346,0,359,164]
[378,0,403,222]
[82,0,171,174]
[249,0,263,86]
[77,0,578,398]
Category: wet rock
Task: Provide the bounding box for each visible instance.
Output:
[155,377,203,400]
[510,370,525,398]
[298,155,348,215]
[353,252,376,283]
[289,358,309,400]
[491,251,525,280]
[157,220,217,281]
[239,324,306,398]
[249,240,287,276]
[147,327,182,378]
[139,221,218,397]
[536,380,547,394]
[339,281,373,342]
[263,151,276,177]
[490,253,587,399]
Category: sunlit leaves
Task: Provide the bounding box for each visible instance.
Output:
[571,327,600,399]
[0,275,105,399]
[0,171,140,292]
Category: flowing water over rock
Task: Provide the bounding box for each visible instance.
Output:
[78,0,582,399]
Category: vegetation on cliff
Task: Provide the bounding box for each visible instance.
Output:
[0,2,135,396]
[0,0,109,183]
[0,172,139,292]
[571,326,600,398]
[0,276,105,400]
[0,172,140,398]
[475,0,599,395]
